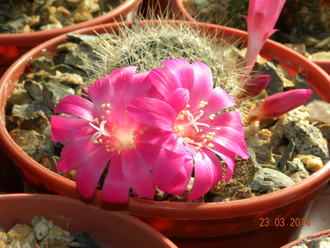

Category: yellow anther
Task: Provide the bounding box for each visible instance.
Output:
[203,139,208,144]
[106,110,110,114]
[140,129,144,134]
[177,114,184,120]
[101,115,105,120]
[199,110,204,114]
[209,132,216,136]
[124,110,128,114]
[99,139,103,143]
[184,137,194,143]
[106,103,110,108]
[94,118,99,123]
[110,148,115,152]
[206,135,213,141]
[101,104,105,108]
[186,104,190,108]
[144,126,148,130]
[106,148,110,152]
[118,149,122,154]
[200,134,205,138]
[199,129,203,132]
[93,140,98,144]
[216,127,221,131]
[106,140,110,143]
[207,143,215,148]
[198,143,203,148]
[209,114,215,120]
[191,130,196,138]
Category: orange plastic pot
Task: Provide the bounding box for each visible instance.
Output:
[1,20,330,248]
[0,0,142,69]
[281,229,330,248]
[0,194,177,248]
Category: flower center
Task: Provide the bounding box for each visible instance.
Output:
[173,101,221,150]
[89,103,147,154]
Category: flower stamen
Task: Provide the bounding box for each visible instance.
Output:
[89,120,111,141]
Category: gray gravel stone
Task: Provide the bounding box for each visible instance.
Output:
[42,81,74,111]
[259,61,284,95]
[29,57,54,73]
[9,129,45,163]
[17,110,50,134]
[24,79,44,102]
[12,103,53,123]
[260,168,296,191]
[284,120,329,164]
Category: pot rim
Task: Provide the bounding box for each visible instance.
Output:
[281,229,330,248]
[0,0,142,47]
[1,20,330,219]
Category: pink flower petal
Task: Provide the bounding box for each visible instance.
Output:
[145,67,181,99]
[188,149,223,200]
[206,112,249,159]
[161,58,194,89]
[208,144,237,181]
[128,97,176,131]
[100,154,131,203]
[51,116,94,143]
[56,136,100,172]
[188,61,213,107]
[54,95,96,122]
[164,88,189,115]
[88,76,112,109]
[138,130,191,157]
[202,87,236,118]
[152,148,192,195]
[207,111,244,131]
[74,146,112,199]
[212,127,249,159]
[121,149,155,199]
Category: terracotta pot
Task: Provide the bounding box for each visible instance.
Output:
[281,229,330,248]
[171,0,194,21]
[1,21,330,248]
[0,0,142,69]
[0,193,177,248]
[139,0,192,20]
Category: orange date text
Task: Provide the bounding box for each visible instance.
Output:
[259,217,310,227]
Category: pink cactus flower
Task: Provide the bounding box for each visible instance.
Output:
[51,66,190,203]
[245,89,313,123]
[242,0,286,76]
[128,59,249,200]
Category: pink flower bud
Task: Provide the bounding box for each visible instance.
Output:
[245,89,313,123]
[242,0,286,76]
[239,75,270,98]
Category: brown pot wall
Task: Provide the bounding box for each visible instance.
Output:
[0,194,177,248]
